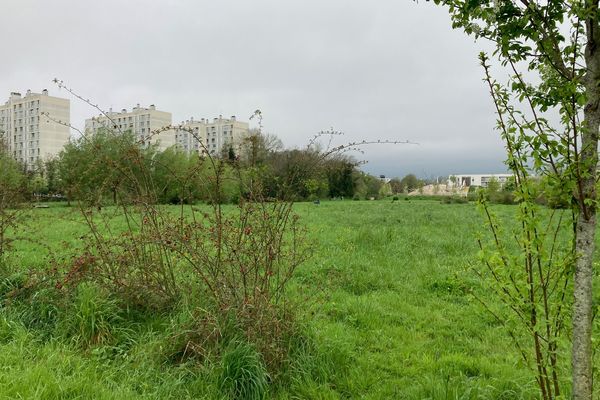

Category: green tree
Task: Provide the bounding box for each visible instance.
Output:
[356,173,383,199]
[240,130,283,167]
[400,173,419,193]
[191,158,242,204]
[379,181,393,197]
[59,130,155,205]
[433,1,599,397]
[485,177,500,198]
[28,173,47,201]
[227,145,236,162]
[261,149,325,201]
[304,178,328,200]
[326,158,355,198]
[389,177,404,194]
[152,147,197,204]
[44,157,62,195]
[0,147,25,198]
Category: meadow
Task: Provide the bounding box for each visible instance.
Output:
[0,199,597,399]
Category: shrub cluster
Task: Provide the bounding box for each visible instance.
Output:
[19,130,400,204]
[0,126,338,398]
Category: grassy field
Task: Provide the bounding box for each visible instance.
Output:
[0,199,597,399]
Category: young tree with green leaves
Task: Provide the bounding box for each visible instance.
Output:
[58,130,155,205]
[432,1,599,398]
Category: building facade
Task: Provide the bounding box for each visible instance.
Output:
[0,90,70,168]
[448,173,512,188]
[175,115,250,157]
[84,104,175,151]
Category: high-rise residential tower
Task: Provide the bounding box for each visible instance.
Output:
[0,89,70,168]
[84,104,175,151]
[175,115,250,156]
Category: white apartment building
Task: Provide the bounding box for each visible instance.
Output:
[175,115,250,157]
[0,89,70,169]
[84,104,175,151]
[448,173,512,188]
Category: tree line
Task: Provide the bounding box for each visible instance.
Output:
[5,129,430,205]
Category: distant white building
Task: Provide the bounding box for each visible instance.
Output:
[0,89,70,169]
[175,115,250,156]
[378,175,391,184]
[448,174,512,188]
[84,104,175,151]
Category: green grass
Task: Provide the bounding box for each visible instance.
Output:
[218,341,269,400]
[0,199,597,399]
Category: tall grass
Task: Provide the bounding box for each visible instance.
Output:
[1,200,597,398]
[218,341,269,400]
[59,282,122,347]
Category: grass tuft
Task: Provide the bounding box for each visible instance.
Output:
[59,282,122,347]
[217,340,269,400]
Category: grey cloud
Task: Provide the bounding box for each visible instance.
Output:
[1,0,506,177]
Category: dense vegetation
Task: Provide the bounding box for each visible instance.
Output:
[15,131,557,208]
[21,131,410,204]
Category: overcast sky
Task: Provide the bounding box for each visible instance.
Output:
[0,0,506,178]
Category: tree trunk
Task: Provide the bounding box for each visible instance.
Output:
[573,218,596,399]
[573,7,600,398]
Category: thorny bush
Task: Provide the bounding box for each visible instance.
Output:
[25,93,314,377]
[8,84,404,387]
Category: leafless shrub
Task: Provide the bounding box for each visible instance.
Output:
[58,211,182,311]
